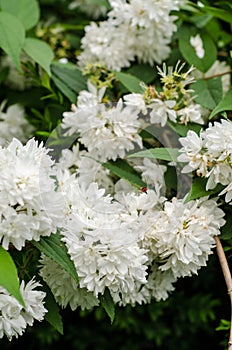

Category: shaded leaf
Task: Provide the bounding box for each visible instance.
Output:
[100,288,115,324]
[191,77,222,110]
[184,177,223,202]
[44,284,63,334]
[209,88,232,119]
[114,71,143,93]
[102,159,146,188]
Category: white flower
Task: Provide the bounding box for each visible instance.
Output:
[0,138,64,250]
[39,254,99,310]
[69,0,109,18]
[190,34,205,58]
[177,103,204,125]
[20,278,47,326]
[0,103,34,146]
[62,86,143,162]
[146,197,225,278]
[0,278,47,340]
[178,120,232,189]
[150,99,177,126]
[134,157,167,190]
[78,0,184,71]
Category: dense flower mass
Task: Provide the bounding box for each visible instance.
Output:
[0,0,231,342]
[78,0,185,71]
[0,138,63,250]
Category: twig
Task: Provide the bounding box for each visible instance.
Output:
[214,236,232,350]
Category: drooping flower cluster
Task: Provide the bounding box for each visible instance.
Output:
[0,138,63,250]
[78,0,185,71]
[0,278,47,340]
[178,119,232,201]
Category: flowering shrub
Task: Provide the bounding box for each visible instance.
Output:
[0,0,232,348]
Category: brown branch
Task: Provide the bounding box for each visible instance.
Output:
[214,236,232,350]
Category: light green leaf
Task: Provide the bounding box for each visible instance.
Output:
[44,285,63,334]
[100,288,115,324]
[191,77,222,110]
[0,246,25,307]
[0,12,25,71]
[127,148,179,162]
[102,159,146,189]
[23,38,54,76]
[0,0,40,30]
[33,233,79,284]
[178,26,217,73]
[114,71,143,93]
[209,88,232,119]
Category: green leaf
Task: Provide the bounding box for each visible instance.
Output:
[191,77,223,110]
[0,12,25,71]
[127,64,157,84]
[114,71,143,93]
[127,148,179,162]
[44,284,63,334]
[0,0,40,30]
[33,233,79,284]
[0,246,25,307]
[51,62,87,102]
[202,6,232,24]
[168,121,202,137]
[221,212,232,240]
[178,25,217,73]
[184,177,223,202]
[209,88,232,119]
[23,38,54,76]
[100,288,115,324]
[102,159,146,189]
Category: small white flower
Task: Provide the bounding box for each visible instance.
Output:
[150,99,177,126]
[190,34,205,59]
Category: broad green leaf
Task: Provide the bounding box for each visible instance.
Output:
[209,88,232,119]
[51,62,87,102]
[0,246,25,307]
[114,71,143,93]
[102,159,146,189]
[33,233,79,284]
[184,177,223,202]
[191,77,222,110]
[127,148,179,162]
[178,25,217,73]
[127,64,157,84]
[0,0,40,30]
[23,38,54,76]
[44,284,63,334]
[100,288,115,324]
[0,12,25,71]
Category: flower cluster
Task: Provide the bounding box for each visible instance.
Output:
[0,278,47,340]
[178,119,232,201]
[78,0,184,71]
[0,138,63,250]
